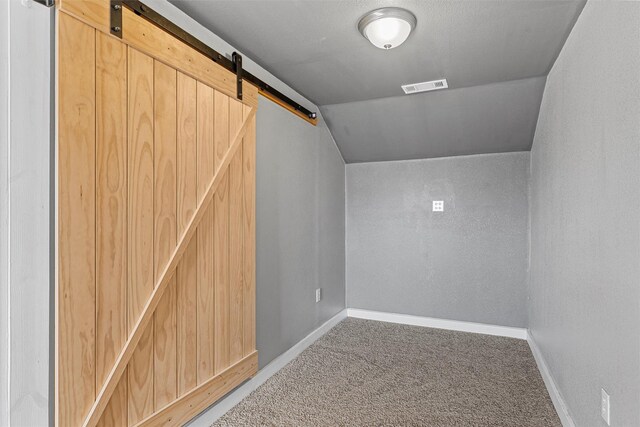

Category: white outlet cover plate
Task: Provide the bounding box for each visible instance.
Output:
[315,288,322,303]
[433,201,444,212]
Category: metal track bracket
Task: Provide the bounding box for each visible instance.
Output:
[110,0,123,38]
[233,52,243,100]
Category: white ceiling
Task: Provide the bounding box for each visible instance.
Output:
[170,0,585,162]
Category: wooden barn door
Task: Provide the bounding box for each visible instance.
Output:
[56,2,257,426]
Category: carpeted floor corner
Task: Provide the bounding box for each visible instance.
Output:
[213,318,561,426]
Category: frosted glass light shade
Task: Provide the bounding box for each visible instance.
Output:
[358,8,417,50]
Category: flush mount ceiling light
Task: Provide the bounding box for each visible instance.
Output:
[358,7,417,50]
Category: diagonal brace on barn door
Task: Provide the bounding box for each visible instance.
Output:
[81,107,257,427]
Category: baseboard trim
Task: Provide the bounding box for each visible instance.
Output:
[527,333,575,427]
[346,308,528,340]
[187,309,348,426]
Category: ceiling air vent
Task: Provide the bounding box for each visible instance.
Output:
[401,79,448,95]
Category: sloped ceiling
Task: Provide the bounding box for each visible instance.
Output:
[170,0,585,163]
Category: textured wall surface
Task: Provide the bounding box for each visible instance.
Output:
[0,1,53,426]
[528,2,640,426]
[0,2,8,423]
[347,152,529,327]
[256,98,345,368]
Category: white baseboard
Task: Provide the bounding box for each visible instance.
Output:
[346,308,528,340]
[527,333,575,427]
[187,309,348,426]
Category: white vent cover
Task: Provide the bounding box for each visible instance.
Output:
[401,79,448,95]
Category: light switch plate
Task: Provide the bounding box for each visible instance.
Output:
[315,288,322,303]
[432,200,444,212]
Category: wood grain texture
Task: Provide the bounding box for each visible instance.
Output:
[128,326,154,425]
[229,98,244,143]
[58,0,109,33]
[152,61,177,282]
[177,237,197,396]
[176,72,198,397]
[154,280,177,407]
[197,83,214,201]
[95,30,128,427]
[229,146,244,365]
[99,380,128,427]
[135,352,257,427]
[58,12,96,427]
[121,7,236,101]
[80,108,255,427]
[59,6,258,424]
[152,60,178,409]
[229,102,245,364]
[214,91,230,171]
[196,204,215,383]
[242,82,259,109]
[214,172,230,373]
[176,72,197,234]
[243,113,257,356]
[127,47,155,424]
[196,82,215,384]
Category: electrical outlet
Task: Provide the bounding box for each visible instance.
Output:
[315,288,322,303]
[432,200,444,212]
[601,389,610,425]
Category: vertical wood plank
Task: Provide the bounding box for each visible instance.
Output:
[128,325,154,425]
[57,13,96,427]
[177,72,197,234]
[127,47,155,424]
[95,30,128,427]
[214,172,230,373]
[197,206,215,382]
[176,72,198,396]
[214,91,229,171]
[98,380,127,427]
[228,150,244,365]
[229,99,243,143]
[243,111,257,356]
[153,282,177,408]
[228,103,244,365]
[197,82,214,201]
[196,82,215,384]
[177,238,197,396]
[153,60,178,409]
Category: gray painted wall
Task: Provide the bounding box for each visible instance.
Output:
[0,0,52,425]
[0,1,8,423]
[528,1,640,426]
[141,0,347,370]
[256,98,345,368]
[346,152,529,328]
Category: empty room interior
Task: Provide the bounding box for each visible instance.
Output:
[1,0,639,426]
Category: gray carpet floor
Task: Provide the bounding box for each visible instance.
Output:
[213,318,561,426]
